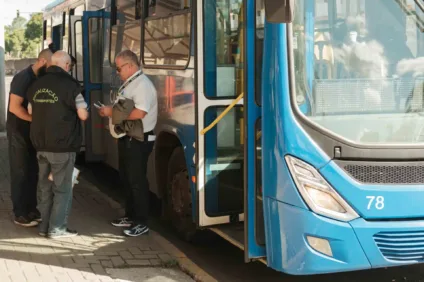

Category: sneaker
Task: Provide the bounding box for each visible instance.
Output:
[123,224,149,237]
[28,211,42,222]
[39,231,47,237]
[111,217,133,227]
[14,216,38,227]
[48,229,78,239]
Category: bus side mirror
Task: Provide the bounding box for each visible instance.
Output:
[264,0,294,23]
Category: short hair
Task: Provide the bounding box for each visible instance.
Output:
[38,48,53,60]
[116,50,140,67]
[48,43,57,53]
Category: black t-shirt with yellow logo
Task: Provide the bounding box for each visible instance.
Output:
[27,66,83,153]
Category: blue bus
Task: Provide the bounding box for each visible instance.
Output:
[43,0,424,275]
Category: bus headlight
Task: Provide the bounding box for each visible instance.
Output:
[285,156,359,222]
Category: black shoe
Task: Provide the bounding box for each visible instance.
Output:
[48,229,78,239]
[28,211,42,222]
[111,217,133,227]
[123,224,149,237]
[14,216,38,227]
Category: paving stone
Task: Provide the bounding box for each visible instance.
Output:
[125,259,151,266]
[0,138,185,282]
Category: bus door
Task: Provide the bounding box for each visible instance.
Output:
[70,11,105,161]
[197,0,266,261]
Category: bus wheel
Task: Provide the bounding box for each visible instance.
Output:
[166,147,197,241]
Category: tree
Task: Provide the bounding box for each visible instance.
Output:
[5,29,25,57]
[5,13,43,59]
[10,16,27,32]
[25,13,43,42]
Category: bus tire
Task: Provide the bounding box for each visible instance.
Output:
[166,146,197,242]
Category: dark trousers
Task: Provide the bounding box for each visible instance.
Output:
[7,127,38,218]
[118,135,154,225]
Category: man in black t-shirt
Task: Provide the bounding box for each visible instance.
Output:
[7,49,52,227]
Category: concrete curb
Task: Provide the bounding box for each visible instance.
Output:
[79,177,217,282]
[150,231,217,282]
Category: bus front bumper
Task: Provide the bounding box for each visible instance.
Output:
[265,198,424,275]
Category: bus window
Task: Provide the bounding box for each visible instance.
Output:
[89,17,104,83]
[255,0,265,105]
[63,12,69,52]
[43,20,47,41]
[103,17,111,66]
[52,25,63,50]
[147,0,190,17]
[45,17,52,48]
[74,20,84,81]
[142,0,191,68]
[204,0,243,98]
[116,0,142,22]
[110,23,141,65]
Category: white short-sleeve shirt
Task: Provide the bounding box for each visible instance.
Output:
[120,71,158,132]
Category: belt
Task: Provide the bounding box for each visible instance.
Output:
[122,131,155,142]
[144,131,155,141]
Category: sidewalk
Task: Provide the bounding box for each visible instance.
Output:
[0,137,195,282]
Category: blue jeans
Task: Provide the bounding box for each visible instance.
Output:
[37,152,76,234]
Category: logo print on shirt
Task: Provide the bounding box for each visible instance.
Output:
[33,88,59,104]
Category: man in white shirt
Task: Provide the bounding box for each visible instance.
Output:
[98,50,157,237]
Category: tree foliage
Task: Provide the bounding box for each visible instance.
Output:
[10,16,27,31]
[25,13,43,42]
[5,12,43,59]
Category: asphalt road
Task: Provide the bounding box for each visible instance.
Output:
[79,161,424,282]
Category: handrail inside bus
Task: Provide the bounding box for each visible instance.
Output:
[200,93,244,135]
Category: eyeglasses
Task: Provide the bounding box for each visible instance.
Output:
[116,63,129,73]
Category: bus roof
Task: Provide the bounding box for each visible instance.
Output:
[43,0,69,12]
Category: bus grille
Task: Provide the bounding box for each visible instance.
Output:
[341,163,424,184]
[374,231,424,262]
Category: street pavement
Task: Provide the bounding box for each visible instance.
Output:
[0,136,194,282]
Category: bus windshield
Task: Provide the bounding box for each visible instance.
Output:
[293,0,424,145]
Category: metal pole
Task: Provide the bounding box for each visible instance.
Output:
[0,0,6,131]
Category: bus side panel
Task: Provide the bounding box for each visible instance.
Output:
[263,197,370,274]
[144,68,196,202]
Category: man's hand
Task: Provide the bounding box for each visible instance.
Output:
[77,108,89,121]
[98,106,112,117]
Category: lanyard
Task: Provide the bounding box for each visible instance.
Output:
[117,70,143,96]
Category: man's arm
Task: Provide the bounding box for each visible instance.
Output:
[127,108,147,120]
[98,106,146,119]
[9,94,32,122]
[75,94,89,121]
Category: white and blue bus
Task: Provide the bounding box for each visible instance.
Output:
[43,0,424,275]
